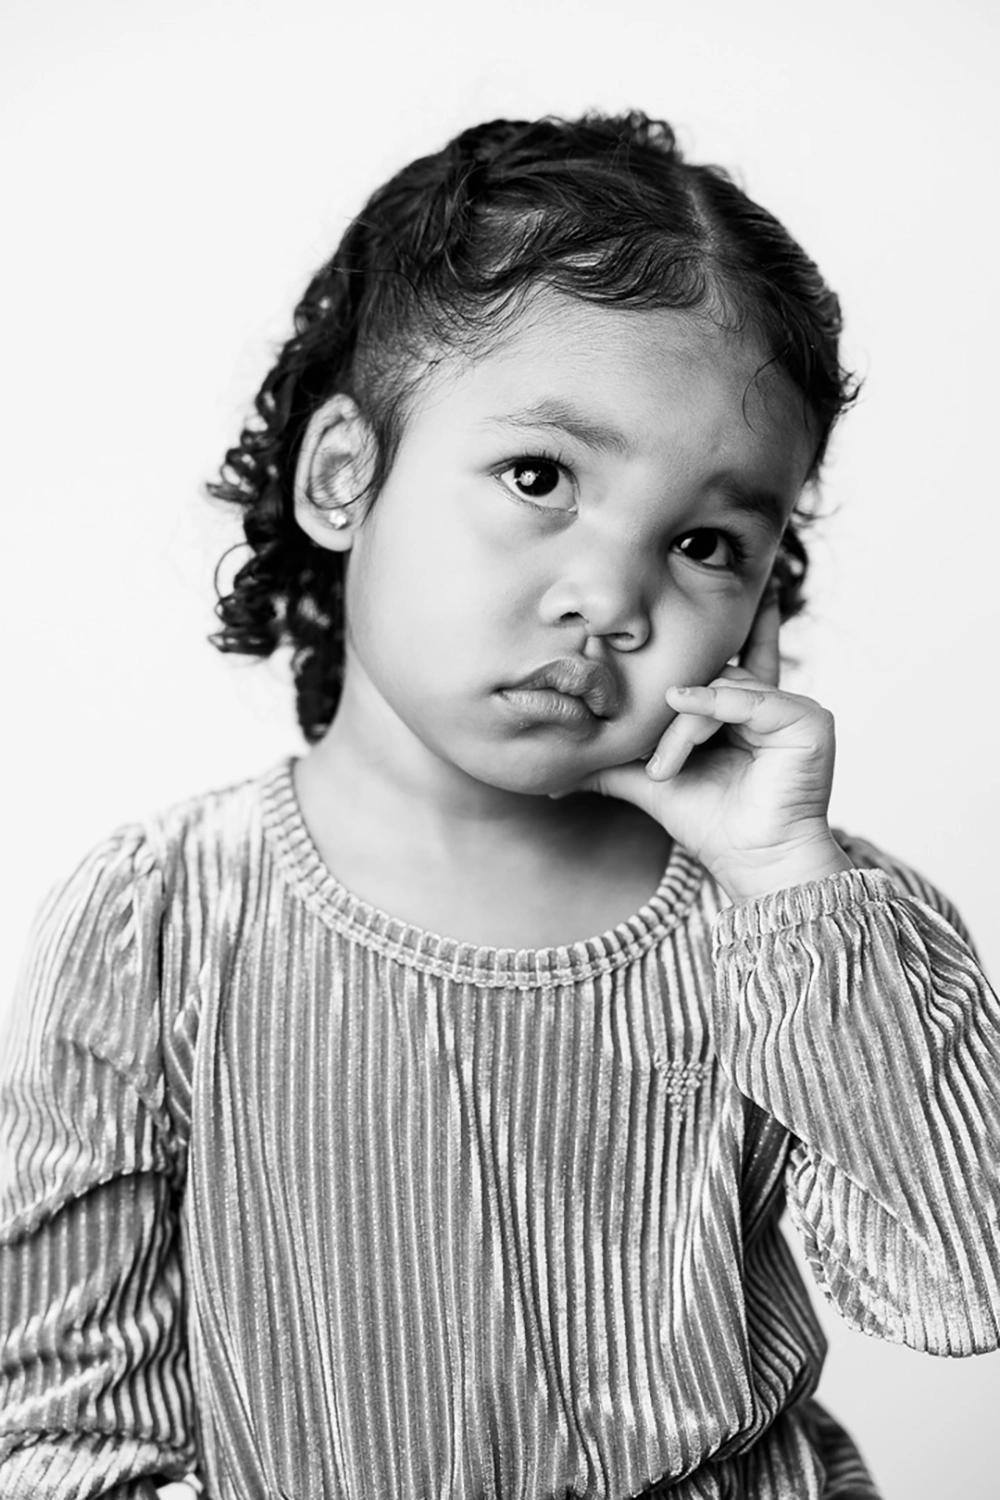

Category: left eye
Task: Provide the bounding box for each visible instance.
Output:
[497,459,573,509]
[673,529,740,570]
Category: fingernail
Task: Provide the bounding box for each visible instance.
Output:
[647,756,661,777]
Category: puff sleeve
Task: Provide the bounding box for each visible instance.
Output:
[711,838,1000,1356]
[0,830,197,1497]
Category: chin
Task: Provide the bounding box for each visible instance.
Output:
[463,736,647,798]
[473,761,573,797]
[451,740,576,796]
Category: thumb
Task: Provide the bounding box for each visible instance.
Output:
[552,760,662,818]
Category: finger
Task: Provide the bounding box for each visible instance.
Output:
[553,760,664,819]
[646,661,769,781]
[664,681,821,740]
[707,662,770,687]
[646,708,722,780]
[740,593,781,687]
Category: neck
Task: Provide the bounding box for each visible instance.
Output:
[297,661,583,864]
[291,653,672,947]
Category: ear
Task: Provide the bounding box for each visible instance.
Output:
[293,393,377,552]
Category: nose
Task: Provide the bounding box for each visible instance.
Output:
[539,545,652,651]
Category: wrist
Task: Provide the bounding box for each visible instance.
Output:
[717,830,854,905]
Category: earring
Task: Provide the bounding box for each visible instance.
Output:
[325,510,350,530]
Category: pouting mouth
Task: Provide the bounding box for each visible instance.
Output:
[504,657,620,718]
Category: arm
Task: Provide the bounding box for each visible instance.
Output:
[712,847,1000,1355]
[0,831,198,1497]
[565,595,1000,1354]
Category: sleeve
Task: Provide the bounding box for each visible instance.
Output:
[710,837,1000,1357]
[0,829,198,1497]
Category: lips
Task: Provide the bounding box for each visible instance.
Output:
[503,657,621,718]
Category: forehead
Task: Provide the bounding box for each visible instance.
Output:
[415,290,817,492]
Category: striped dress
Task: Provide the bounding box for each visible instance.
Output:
[1,757,998,1499]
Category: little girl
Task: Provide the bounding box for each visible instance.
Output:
[2,111,998,1500]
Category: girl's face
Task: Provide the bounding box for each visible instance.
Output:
[339,292,816,795]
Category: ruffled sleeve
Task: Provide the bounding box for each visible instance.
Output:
[711,840,1000,1357]
[0,829,197,1497]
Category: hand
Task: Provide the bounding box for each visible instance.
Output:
[569,596,853,902]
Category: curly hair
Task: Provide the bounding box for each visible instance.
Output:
[208,110,857,744]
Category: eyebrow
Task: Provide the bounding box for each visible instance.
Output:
[481,398,635,457]
[483,397,792,538]
[712,478,790,539]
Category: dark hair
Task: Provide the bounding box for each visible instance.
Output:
[208,110,857,744]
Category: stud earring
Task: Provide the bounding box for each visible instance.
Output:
[325,510,350,530]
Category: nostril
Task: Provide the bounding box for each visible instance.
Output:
[605,624,649,652]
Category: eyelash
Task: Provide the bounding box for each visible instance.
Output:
[494,451,753,573]
[494,450,573,510]
[676,528,750,573]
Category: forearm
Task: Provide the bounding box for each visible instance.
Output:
[712,863,1000,1351]
[1,1172,196,1495]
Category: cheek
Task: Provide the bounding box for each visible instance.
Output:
[610,598,757,753]
[694,613,757,679]
[344,519,509,688]
[652,596,758,686]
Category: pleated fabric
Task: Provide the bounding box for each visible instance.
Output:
[1,758,998,1500]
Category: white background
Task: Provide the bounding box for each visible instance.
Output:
[2,0,998,1495]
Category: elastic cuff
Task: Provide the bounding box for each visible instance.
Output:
[713,866,897,949]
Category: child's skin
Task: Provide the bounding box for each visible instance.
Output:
[292,290,852,948]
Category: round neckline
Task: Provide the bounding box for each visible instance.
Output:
[259,755,707,987]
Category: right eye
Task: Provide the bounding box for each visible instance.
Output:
[496,458,574,510]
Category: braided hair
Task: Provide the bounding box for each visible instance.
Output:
[208,111,856,744]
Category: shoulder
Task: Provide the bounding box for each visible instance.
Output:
[9,760,290,1057]
[141,757,282,877]
[28,759,281,935]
